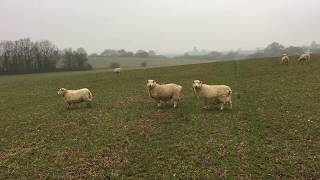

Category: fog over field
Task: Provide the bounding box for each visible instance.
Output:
[2,0,320,178]
[1,0,319,54]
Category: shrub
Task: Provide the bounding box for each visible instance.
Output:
[141,61,147,67]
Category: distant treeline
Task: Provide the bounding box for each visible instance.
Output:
[177,50,247,60]
[177,41,320,60]
[248,41,320,58]
[90,49,166,58]
[0,38,92,75]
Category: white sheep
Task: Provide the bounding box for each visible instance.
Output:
[298,52,312,64]
[113,68,121,74]
[281,54,289,64]
[57,88,93,108]
[192,80,232,110]
[147,80,182,108]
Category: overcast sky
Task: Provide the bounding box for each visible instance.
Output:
[1,0,319,54]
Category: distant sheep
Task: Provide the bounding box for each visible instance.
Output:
[113,68,121,74]
[57,88,92,108]
[192,80,232,110]
[298,52,312,64]
[281,54,289,64]
[147,80,182,108]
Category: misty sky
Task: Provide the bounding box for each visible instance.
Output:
[1,0,319,54]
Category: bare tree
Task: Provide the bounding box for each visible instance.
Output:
[62,48,91,70]
[0,38,60,74]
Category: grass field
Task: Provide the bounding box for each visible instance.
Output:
[0,56,320,178]
[88,56,216,69]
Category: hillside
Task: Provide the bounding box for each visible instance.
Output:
[0,56,319,178]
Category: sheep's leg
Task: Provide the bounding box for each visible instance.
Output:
[203,98,209,109]
[217,96,227,111]
[173,100,178,108]
[67,103,71,109]
[172,95,180,108]
[157,100,161,107]
[220,97,227,111]
[220,103,224,111]
[225,98,232,109]
[227,96,232,109]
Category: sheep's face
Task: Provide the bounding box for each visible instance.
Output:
[192,80,202,89]
[57,88,67,95]
[147,80,157,88]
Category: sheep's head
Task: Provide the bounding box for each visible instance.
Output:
[192,80,202,89]
[57,88,67,95]
[147,80,157,89]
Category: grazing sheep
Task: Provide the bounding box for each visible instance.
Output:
[298,52,312,64]
[113,68,121,74]
[281,54,289,64]
[147,80,182,108]
[57,88,93,108]
[192,80,232,110]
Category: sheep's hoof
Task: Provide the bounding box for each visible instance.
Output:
[173,102,178,108]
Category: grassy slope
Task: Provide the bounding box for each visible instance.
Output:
[88,56,216,69]
[0,56,319,178]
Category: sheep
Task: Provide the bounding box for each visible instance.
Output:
[147,80,182,108]
[298,52,312,64]
[192,80,232,110]
[281,54,289,64]
[57,88,93,108]
[113,67,121,74]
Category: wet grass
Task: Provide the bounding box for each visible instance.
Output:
[0,56,319,178]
